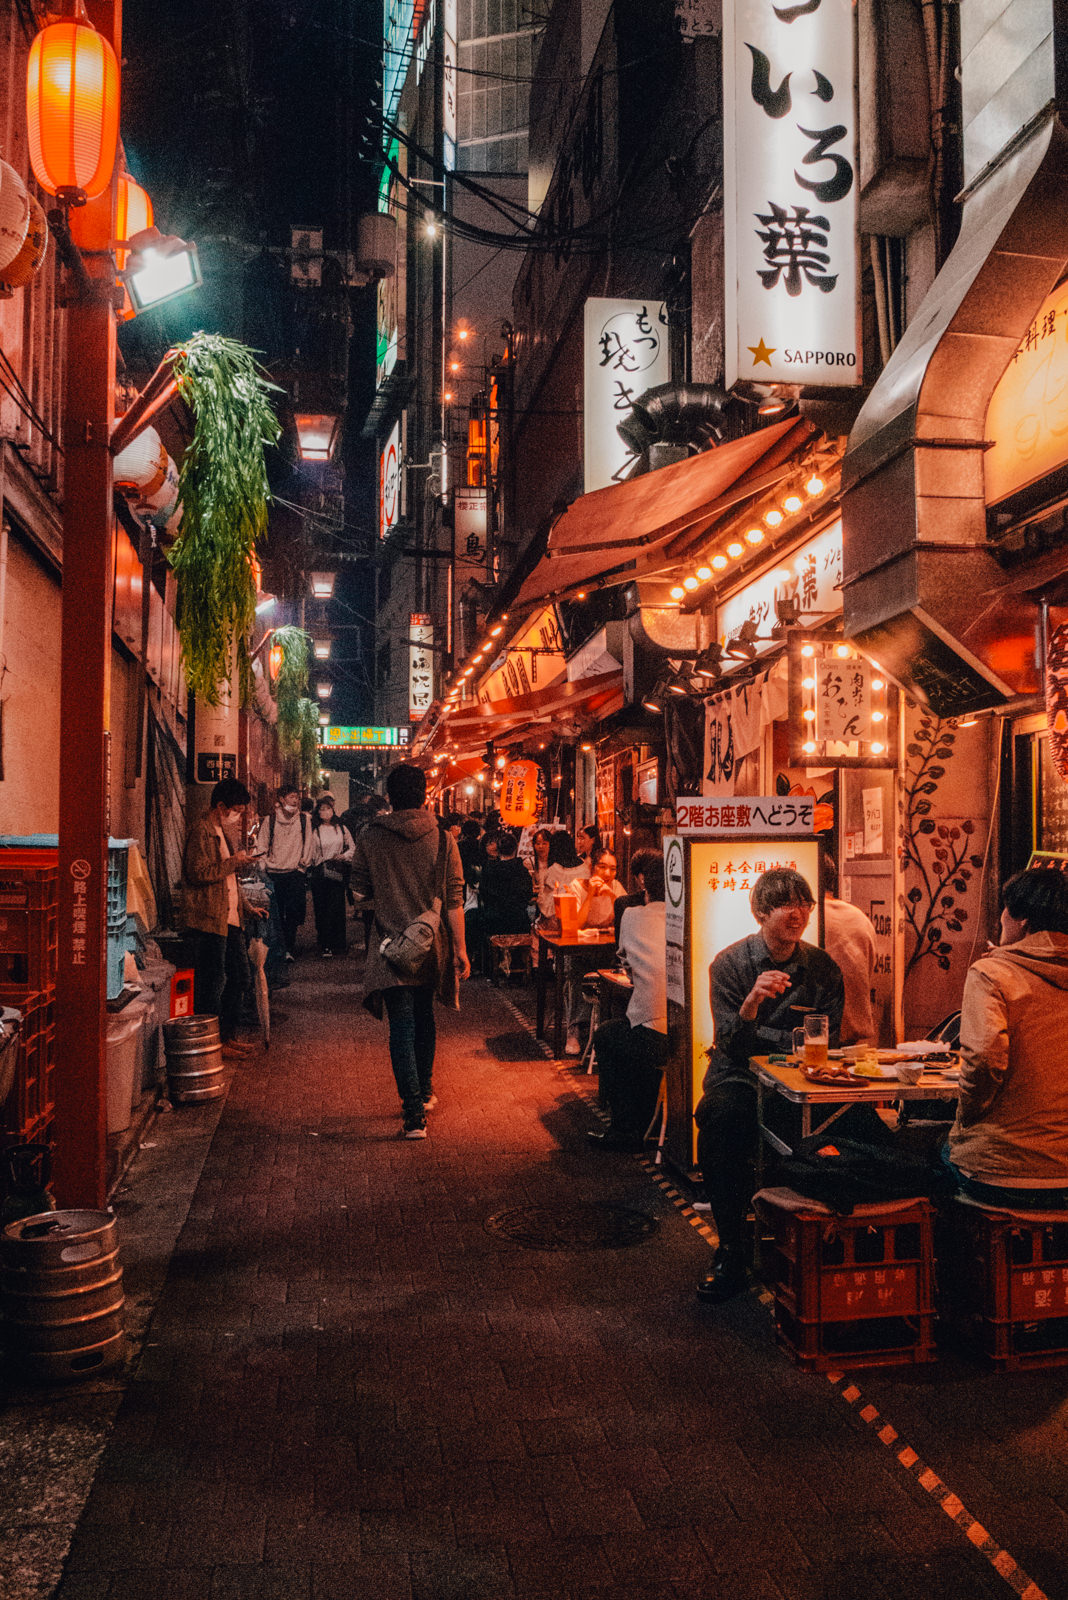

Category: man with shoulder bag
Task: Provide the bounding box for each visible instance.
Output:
[351,763,469,1138]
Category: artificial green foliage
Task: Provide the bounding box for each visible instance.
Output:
[167,333,282,705]
[272,625,311,755]
[297,698,322,785]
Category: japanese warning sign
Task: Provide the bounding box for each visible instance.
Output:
[723,0,860,390]
[584,297,670,491]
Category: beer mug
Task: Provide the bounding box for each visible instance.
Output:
[801,1013,829,1069]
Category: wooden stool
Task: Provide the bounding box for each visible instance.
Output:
[754,1187,937,1371]
[488,934,533,985]
[940,1195,1068,1369]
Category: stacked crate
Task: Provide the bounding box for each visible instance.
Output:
[755,1187,937,1371]
[941,1197,1068,1369]
[0,851,59,1146]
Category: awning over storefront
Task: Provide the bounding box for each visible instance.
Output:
[433,669,624,756]
[841,111,1068,713]
[513,417,810,613]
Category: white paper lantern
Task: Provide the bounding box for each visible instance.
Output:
[0,162,30,274]
[0,194,47,292]
[114,427,167,495]
[136,454,180,527]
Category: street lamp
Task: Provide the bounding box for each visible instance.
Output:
[121,226,202,314]
[309,571,335,599]
[294,412,339,462]
[312,637,331,659]
[316,680,332,699]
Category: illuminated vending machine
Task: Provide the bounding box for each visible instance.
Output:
[662,797,822,1175]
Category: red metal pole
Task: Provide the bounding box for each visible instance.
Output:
[53,0,121,1208]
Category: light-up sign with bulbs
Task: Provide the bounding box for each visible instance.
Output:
[716,518,843,652]
[788,637,894,768]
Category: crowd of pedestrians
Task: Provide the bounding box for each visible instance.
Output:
[181,766,1068,1291]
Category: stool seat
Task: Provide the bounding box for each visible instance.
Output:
[488,934,534,986]
[953,1192,1068,1225]
[755,1186,929,1219]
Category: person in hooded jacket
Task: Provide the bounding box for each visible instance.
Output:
[350,763,469,1138]
[945,867,1068,1207]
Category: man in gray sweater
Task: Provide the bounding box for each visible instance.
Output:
[351,764,469,1138]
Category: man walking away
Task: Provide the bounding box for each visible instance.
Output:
[255,784,311,961]
[351,763,469,1138]
[182,777,267,1060]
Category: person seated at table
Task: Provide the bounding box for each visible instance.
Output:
[532,829,581,926]
[694,866,844,1303]
[587,851,668,1151]
[571,845,626,931]
[563,846,627,1055]
[820,852,878,1045]
[479,829,533,974]
[576,823,600,872]
[945,867,1068,1208]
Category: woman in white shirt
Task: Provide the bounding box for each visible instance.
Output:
[572,847,626,930]
[308,796,356,957]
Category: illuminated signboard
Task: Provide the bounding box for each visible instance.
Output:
[380,419,402,540]
[723,0,860,389]
[717,518,842,653]
[321,726,410,747]
[409,613,434,721]
[985,279,1068,507]
[443,0,457,171]
[376,140,403,387]
[664,831,821,1163]
[478,606,566,705]
[583,297,670,491]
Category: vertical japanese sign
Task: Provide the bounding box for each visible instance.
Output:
[454,490,489,579]
[409,613,434,722]
[443,0,457,171]
[723,0,860,389]
[583,297,670,491]
[380,419,402,541]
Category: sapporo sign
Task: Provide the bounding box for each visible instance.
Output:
[723,0,860,390]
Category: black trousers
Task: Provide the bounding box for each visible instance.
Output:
[190,925,251,1042]
[695,1078,891,1257]
[310,875,348,953]
[594,1018,669,1137]
[268,870,306,954]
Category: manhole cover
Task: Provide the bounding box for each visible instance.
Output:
[484,1204,659,1251]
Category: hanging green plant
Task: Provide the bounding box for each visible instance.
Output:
[297,697,322,786]
[271,624,312,754]
[167,333,282,705]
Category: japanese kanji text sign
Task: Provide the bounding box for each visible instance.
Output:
[409,613,434,722]
[380,419,402,540]
[724,0,860,389]
[985,278,1068,507]
[676,796,815,835]
[584,297,670,491]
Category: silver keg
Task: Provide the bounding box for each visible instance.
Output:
[1,1209,125,1381]
[162,1013,225,1103]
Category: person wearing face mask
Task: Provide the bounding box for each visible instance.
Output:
[693,867,843,1302]
[181,777,267,1059]
[307,795,356,957]
[254,783,312,961]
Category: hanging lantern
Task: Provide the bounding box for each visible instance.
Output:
[113,425,167,495]
[26,19,120,203]
[269,643,284,681]
[134,453,180,529]
[499,760,541,828]
[0,161,29,274]
[0,193,47,295]
[114,173,152,269]
[1046,624,1068,782]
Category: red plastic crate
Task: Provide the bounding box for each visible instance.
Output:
[0,987,56,1141]
[0,852,58,991]
[940,1198,1068,1370]
[755,1187,937,1371]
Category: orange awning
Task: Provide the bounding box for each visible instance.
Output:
[513,417,810,613]
[431,670,624,758]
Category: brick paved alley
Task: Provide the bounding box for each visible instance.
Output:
[20,945,1068,1600]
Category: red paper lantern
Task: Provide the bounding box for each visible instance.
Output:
[26,20,120,203]
[499,760,541,828]
[115,173,152,269]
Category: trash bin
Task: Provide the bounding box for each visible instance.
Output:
[105,1003,146,1134]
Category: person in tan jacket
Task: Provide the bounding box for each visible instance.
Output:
[182,777,265,1059]
[947,867,1068,1207]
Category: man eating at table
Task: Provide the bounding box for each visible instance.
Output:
[694,866,844,1303]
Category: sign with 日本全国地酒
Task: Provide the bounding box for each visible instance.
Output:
[676,795,815,835]
[723,0,860,390]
